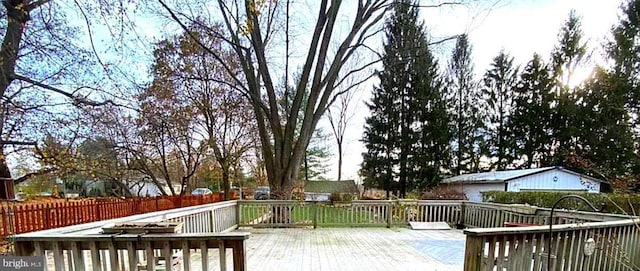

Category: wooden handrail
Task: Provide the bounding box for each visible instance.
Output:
[12,201,243,271]
[463,219,640,271]
[14,232,250,271]
[13,232,250,248]
[465,218,640,236]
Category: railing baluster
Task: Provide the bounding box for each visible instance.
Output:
[145,241,155,271]
[161,241,172,271]
[496,235,506,269]
[89,241,102,271]
[126,242,137,270]
[107,241,120,271]
[219,240,227,271]
[52,242,64,271]
[487,235,496,270]
[182,240,191,271]
[200,241,209,271]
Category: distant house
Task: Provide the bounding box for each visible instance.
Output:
[83,176,183,197]
[441,166,606,202]
[127,177,183,197]
[304,180,359,201]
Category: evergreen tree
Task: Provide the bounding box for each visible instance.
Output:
[483,51,518,170]
[569,0,640,191]
[609,0,640,146]
[410,50,450,191]
[509,54,553,168]
[361,75,397,198]
[576,69,637,182]
[361,0,448,197]
[300,128,331,181]
[445,35,484,174]
[548,10,588,165]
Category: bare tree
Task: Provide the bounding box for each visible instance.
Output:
[157,0,388,198]
[0,0,135,198]
[326,79,361,181]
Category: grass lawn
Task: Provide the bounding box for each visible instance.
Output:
[240,203,381,225]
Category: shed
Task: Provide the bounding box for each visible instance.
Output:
[304,180,359,201]
[441,166,605,202]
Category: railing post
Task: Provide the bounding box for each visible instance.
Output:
[210,208,216,232]
[231,240,247,271]
[386,201,393,228]
[14,241,34,256]
[460,201,466,227]
[235,201,241,226]
[463,235,483,271]
[313,202,318,229]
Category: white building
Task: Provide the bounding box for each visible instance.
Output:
[441,166,606,202]
[127,177,183,197]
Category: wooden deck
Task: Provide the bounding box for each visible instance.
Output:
[191,228,465,271]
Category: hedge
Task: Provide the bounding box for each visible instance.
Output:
[482,191,640,215]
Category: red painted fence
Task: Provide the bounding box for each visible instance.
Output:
[0,193,224,238]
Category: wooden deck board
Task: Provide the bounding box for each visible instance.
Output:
[190,228,465,271]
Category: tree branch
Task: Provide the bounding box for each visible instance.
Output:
[12,74,117,107]
[13,167,56,185]
[0,140,37,146]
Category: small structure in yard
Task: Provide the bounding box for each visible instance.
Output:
[126,177,183,197]
[304,180,359,201]
[441,166,606,202]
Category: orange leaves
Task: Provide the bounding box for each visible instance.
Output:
[239,0,276,36]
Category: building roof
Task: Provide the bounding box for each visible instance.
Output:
[441,166,605,184]
[304,180,359,194]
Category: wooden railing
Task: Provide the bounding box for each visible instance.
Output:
[238,199,630,229]
[12,198,639,271]
[14,232,250,271]
[394,200,462,225]
[463,219,640,271]
[13,200,245,270]
[238,200,464,228]
[462,202,632,228]
[163,200,238,233]
[2,193,224,238]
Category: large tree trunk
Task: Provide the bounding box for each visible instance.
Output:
[0,151,14,199]
[221,166,231,200]
[399,150,407,198]
[0,1,32,199]
[337,142,343,181]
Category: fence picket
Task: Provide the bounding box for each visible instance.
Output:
[3,193,223,238]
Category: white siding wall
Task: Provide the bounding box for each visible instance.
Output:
[506,169,600,193]
[129,182,163,197]
[461,183,505,202]
[304,192,331,201]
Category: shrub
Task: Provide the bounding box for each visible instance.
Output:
[482,191,640,215]
[422,186,466,200]
[342,193,354,202]
[330,193,342,203]
[87,188,105,197]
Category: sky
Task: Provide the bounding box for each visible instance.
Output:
[324,0,624,183]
